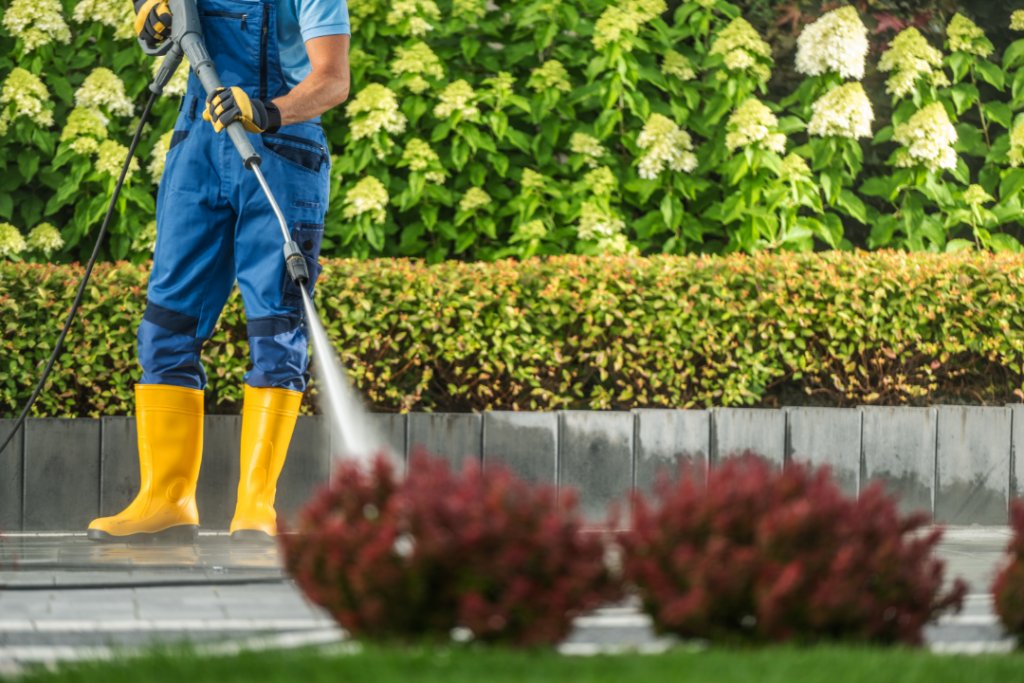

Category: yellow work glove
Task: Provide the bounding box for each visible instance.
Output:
[203,87,281,134]
[133,0,172,47]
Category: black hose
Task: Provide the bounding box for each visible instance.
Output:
[0,91,160,456]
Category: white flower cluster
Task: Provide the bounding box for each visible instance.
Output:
[947,13,991,57]
[778,153,810,182]
[710,17,773,83]
[521,168,547,191]
[348,0,382,29]
[386,0,441,36]
[577,201,633,255]
[2,0,71,53]
[72,0,134,39]
[661,50,696,81]
[401,138,445,184]
[148,129,174,183]
[453,0,485,21]
[636,113,697,180]
[76,68,134,117]
[807,82,874,139]
[346,84,408,154]
[893,102,958,172]
[878,27,948,100]
[434,80,479,120]
[1009,118,1024,167]
[584,166,617,196]
[134,220,158,253]
[1014,10,1024,31]
[483,72,515,100]
[514,220,547,241]
[459,187,491,213]
[0,68,54,136]
[343,177,389,224]
[570,132,606,168]
[152,55,191,97]
[0,223,27,257]
[390,42,444,94]
[963,184,993,206]
[60,107,109,155]
[726,98,786,153]
[529,60,572,93]
[26,223,64,253]
[592,0,666,51]
[795,6,869,80]
[95,139,140,179]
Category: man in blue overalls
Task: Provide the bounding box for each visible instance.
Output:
[87,0,350,542]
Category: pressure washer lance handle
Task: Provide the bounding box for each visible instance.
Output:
[284,241,310,286]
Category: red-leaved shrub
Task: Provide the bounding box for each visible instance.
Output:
[993,499,1024,642]
[280,451,620,646]
[619,454,966,645]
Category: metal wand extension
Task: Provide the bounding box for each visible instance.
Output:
[252,163,310,287]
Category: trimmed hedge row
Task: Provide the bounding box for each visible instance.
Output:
[2,251,1024,417]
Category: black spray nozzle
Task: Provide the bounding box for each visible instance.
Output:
[284,241,310,286]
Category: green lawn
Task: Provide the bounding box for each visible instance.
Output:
[12,644,1024,683]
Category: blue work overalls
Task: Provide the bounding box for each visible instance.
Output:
[138,0,329,392]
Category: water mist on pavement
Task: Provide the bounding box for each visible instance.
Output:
[300,289,383,465]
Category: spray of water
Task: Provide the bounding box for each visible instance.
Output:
[300,289,383,465]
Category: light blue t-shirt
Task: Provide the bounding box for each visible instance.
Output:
[276,0,350,90]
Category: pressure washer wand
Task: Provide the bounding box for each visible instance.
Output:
[143,0,309,288]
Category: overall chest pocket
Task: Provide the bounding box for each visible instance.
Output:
[262,133,329,174]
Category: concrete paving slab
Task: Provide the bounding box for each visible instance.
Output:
[712,408,786,466]
[0,419,24,532]
[196,416,242,531]
[406,413,481,469]
[861,406,936,515]
[786,407,861,496]
[482,411,558,484]
[23,420,101,531]
[632,410,709,493]
[935,406,1011,525]
[559,412,633,521]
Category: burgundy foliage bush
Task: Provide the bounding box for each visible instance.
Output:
[280,451,620,646]
[619,454,966,645]
[993,499,1024,642]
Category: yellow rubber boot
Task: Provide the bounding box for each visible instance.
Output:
[229,385,302,542]
[88,384,204,542]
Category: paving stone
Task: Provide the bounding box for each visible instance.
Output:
[861,406,936,515]
[559,411,633,521]
[406,413,482,468]
[196,416,242,531]
[712,408,786,466]
[633,410,710,493]
[0,419,24,532]
[482,412,558,483]
[786,407,862,497]
[276,416,330,523]
[99,417,138,519]
[23,419,101,531]
[935,406,1010,525]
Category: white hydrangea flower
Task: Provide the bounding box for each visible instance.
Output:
[520,168,547,191]
[577,200,625,240]
[662,50,696,81]
[391,42,444,94]
[76,68,134,117]
[963,184,993,206]
[878,28,948,100]
[807,82,874,139]
[795,6,869,81]
[0,68,55,136]
[1013,10,1024,31]
[483,72,515,100]
[779,153,811,181]
[592,0,666,51]
[60,107,109,155]
[401,138,445,183]
[152,55,191,97]
[434,80,479,120]
[1009,118,1024,167]
[148,129,173,183]
[694,0,717,7]
[597,233,636,256]
[26,223,63,253]
[570,133,605,168]
[2,0,71,52]
[133,220,158,253]
[947,13,991,57]
[453,0,485,21]
[513,220,547,241]
[73,0,135,39]
[348,0,382,29]
[346,84,408,146]
[636,114,698,180]
[529,60,572,92]
[343,177,389,224]
[386,0,441,36]
[893,102,958,172]
[710,17,773,83]
[726,98,787,153]
[584,166,617,196]
[459,187,491,212]
[0,223,27,257]
[95,139,140,179]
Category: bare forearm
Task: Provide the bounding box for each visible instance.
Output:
[273,69,349,125]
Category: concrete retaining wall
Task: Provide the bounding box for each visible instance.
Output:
[1,406,1021,530]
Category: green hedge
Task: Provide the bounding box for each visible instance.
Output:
[2,252,1024,417]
